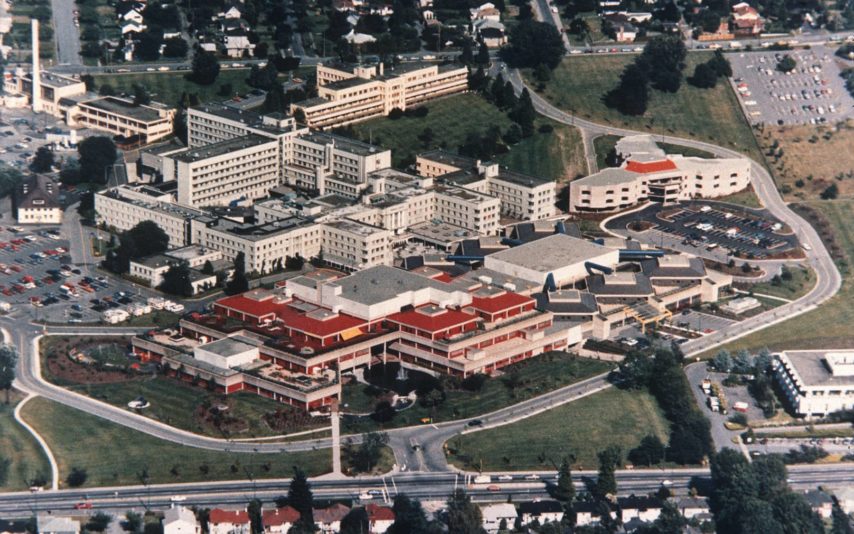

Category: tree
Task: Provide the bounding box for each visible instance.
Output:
[340,507,369,534]
[0,345,17,404]
[604,62,649,115]
[708,50,733,77]
[713,350,732,372]
[159,262,194,297]
[821,183,839,200]
[638,35,686,92]
[476,42,491,66]
[67,466,88,487]
[595,446,621,499]
[99,83,116,96]
[777,55,797,73]
[124,511,143,534]
[30,146,54,173]
[190,50,221,85]
[554,457,576,502]
[104,221,170,274]
[628,435,666,466]
[616,350,653,389]
[254,42,269,59]
[133,84,151,106]
[78,136,117,184]
[501,21,564,69]
[690,62,718,88]
[86,513,112,532]
[569,17,591,37]
[288,467,314,528]
[390,494,431,534]
[162,37,189,58]
[510,88,536,137]
[248,499,263,534]
[346,431,389,473]
[752,455,788,498]
[447,489,483,534]
[225,252,249,295]
[136,31,163,62]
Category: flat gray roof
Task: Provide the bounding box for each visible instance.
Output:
[171,134,275,162]
[487,234,615,272]
[199,336,257,358]
[81,97,166,122]
[782,351,854,387]
[573,167,637,187]
[298,131,387,157]
[328,265,464,306]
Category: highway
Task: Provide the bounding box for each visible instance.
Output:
[1,463,853,516]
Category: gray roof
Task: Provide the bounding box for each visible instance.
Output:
[171,134,275,163]
[328,265,465,306]
[572,167,637,187]
[297,131,387,157]
[486,234,616,273]
[780,351,854,387]
[80,97,168,122]
[640,256,706,279]
[418,149,478,171]
[17,175,60,210]
[535,290,598,315]
[586,272,654,296]
[199,336,256,358]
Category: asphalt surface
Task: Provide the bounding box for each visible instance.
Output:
[50,0,82,65]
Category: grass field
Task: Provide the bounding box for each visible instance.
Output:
[445,387,670,471]
[347,93,587,180]
[68,377,324,438]
[530,54,764,163]
[0,392,51,491]
[706,200,854,353]
[741,266,815,301]
[91,69,310,107]
[21,397,334,487]
[757,120,854,201]
[342,353,611,433]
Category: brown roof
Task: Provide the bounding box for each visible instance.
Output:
[262,507,301,526]
[16,174,60,211]
[313,504,350,523]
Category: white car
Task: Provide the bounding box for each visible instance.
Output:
[525,474,540,480]
[498,475,513,481]
[170,495,187,502]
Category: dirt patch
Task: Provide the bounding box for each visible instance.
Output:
[264,409,327,433]
[757,120,854,201]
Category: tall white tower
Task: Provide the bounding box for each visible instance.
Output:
[31,19,41,113]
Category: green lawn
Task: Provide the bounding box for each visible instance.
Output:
[446,387,670,471]
[122,310,181,328]
[346,93,587,180]
[20,397,333,488]
[342,353,611,433]
[530,54,764,163]
[0,393,51,491]
[740,266,815,301]
[68,377,325,438]
[706,200,854,353]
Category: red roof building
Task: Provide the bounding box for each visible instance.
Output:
[262,507,300,533]
[366,504,395,533]
[624,159,679,174]
[209,509,251,529]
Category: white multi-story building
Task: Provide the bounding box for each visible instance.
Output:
[67,96,176,144]
[291,62,469,129]
[94,184,205,246]
[163,135,281,207]
[569,135,751,213]
[284,132,392,195]
[15,175,62,224]
[321,219,393,270]
[774,350,854,418]
[416,151,557,221]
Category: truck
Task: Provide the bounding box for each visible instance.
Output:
[701,379,712,395]
[474,475,491,484]
[59,284,78,297]
[733,402,749,413]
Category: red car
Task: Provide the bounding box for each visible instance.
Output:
[9,265,21,273]
[74,502,93,510]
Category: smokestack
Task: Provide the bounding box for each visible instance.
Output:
[31,19,41,113]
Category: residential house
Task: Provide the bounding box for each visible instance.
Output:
[223,29,254,58]
[121,21,147,36]
[731,2,764,35]
[803,490,834,519]
[219,3,243,19]
[481,503,518,533]
[314,504,350,534]
[208,509,251,534]
[676,497,711,519]
[120,7,145,24]
[36,516,80,534]
[366,504,395,533]
[15,174,62,224]
[518,501,564,525]
[833,487,854,515]
[163,506,201,534]
[470,2,501,22]
[472,19,507,47]
[574,502,610,527]
[618,495,663,524]
[344,29,377,45]
[0,519,29,534]
[262,507,301,534]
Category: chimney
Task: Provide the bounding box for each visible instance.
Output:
[31,19,41,113]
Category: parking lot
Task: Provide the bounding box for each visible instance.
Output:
[670,309,737,334]
[0,225,156,324]
[608,202,800,260]
[729,45,854,126]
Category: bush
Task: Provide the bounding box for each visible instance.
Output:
[538,124,553,134]
[461,373,488,392]
[67,467,88,487]
[388,108,404,120]
[728,412,748,426]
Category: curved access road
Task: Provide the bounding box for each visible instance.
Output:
[505,67,842,358]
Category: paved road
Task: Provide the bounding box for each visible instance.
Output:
[1,462,852,516]
[505,67,842,359]
[50,0,81,65]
